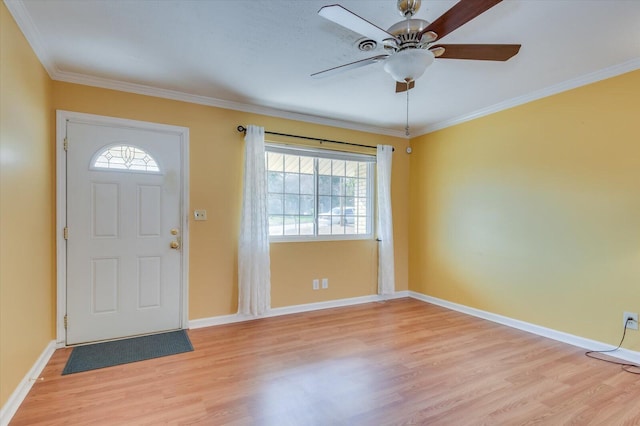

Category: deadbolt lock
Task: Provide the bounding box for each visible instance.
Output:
[170,228,179,235]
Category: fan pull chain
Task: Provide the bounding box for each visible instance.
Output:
[405,81,410,137]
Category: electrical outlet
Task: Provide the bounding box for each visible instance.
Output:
[312,279,319,290]
[623,312,638,330]
[322,278,328,289]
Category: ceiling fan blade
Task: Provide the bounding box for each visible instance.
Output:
[420,0,503,41]
[311,54,389,79]
[319,4,395,44]
[431,44,521,61]
[395,81,415,93]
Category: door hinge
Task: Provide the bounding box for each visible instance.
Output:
[63,227,68,240]
[64,314,68,329]
[63,137,68,151]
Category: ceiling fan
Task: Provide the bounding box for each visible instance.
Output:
[312,0,521,93]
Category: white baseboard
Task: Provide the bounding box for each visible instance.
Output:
[189,291,410,329]
[4,292,636,426]
[0,340,56,426]
[409,291,640,366]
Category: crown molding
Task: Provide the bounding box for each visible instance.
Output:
[7,0,637,140]
[52,70,408,138]
[414,57,640,136]
[3,0,58,78]
[54,57,640,140]
[6,1,406,138]
[51,71,406,138]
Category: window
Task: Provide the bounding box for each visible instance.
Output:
[91,144,160,173]
[266,144,374,241]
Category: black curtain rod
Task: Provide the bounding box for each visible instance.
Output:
[236,126,393,152]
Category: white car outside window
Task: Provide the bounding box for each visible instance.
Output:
[319,207,355,224]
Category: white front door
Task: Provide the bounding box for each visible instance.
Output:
[66,119,185,345]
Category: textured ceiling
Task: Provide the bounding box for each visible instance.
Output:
[6,0,640,137]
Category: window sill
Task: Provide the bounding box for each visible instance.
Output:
[269,234,374,243]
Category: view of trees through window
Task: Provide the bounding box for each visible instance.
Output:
[266,146,373,239]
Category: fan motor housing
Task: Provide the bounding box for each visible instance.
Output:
[387,18,431,48]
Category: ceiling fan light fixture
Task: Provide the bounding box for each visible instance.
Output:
[383,48,434,83]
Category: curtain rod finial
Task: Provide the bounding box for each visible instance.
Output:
[237,125,247,133]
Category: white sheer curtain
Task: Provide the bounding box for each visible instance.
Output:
[238,125,271,316]
[376,145,395,296]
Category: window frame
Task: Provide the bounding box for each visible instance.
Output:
[265,143,375,243]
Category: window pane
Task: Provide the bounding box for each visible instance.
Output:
[356,216,368,234]
[269,215,283,236]
[331,196,343,210]
[354,198,367,216]
[356,178,367,197]
[332,159,345,176]
[267,152,284,172]
[300,174,314,195]
[318,196,331,215]
[284,194,299,215]
[284,173,299,194]
[268,194,283,215]
[318,175,331,195]
[318,158,331,176]
[331,176,343,196]
[346,161,358,177]
[300,215,314,235]
[358,163,368,178]
[318,218,331,235]
[284,155,299,173]
[268,172,283,193]
[345,177,356,196]
[93,145,159,173]
[300,195,314,215]
[284,216,299,235]
[300,156,313,174]
[266,145,373,240]
[332,222,346,234]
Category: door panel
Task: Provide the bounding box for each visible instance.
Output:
[138,256,161,308]
[92,258,118,313]
[92,182,119,237]
[138,185,162,236]
[66,121,183,345]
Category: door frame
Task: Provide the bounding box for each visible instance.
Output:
[56,110,190,346]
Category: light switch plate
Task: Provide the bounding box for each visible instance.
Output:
[194,209,207,221]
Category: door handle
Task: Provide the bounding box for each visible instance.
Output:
[170,240,180,249]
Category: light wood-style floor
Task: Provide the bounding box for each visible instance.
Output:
[10,298,640,425]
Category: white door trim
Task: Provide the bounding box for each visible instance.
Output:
[56,110,190,346]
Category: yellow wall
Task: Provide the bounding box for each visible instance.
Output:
[0,3,55,406]
[409,70,640,351]
[52,82,411,318]
[2,1,410,405]
[6,0,637,410]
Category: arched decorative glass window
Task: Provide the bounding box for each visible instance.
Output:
[91,144,160,173]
